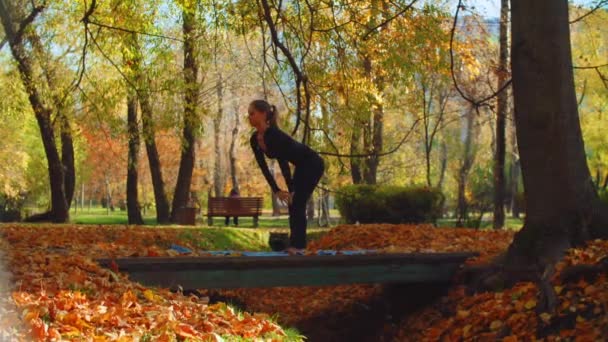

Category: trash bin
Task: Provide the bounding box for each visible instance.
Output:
[177,207,197,225]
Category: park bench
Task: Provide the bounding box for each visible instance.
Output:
[98,251,478,289]
[207,197,263,227]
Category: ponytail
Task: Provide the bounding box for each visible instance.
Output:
[269,105,278,126]
[250,99,279,127]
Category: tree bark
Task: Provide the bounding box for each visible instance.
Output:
[171,7,199,222]
[0,1,68,222]
[350,124,363,184]
[229,100,240,193]
[493,0,509,229]
[126,88,144,225]
[132,49,170,224]
[59,111,75,207]
[28,32,77,209]
[213,72,224,197]
[456,107,476,227]
[437,141,448,190]
[505,0,608,272]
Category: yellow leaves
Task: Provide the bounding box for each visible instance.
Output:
[462,324,472,338]
[524,300,537,310]
[143,289,163,303]
[489,320,503,331]
[539,312,552,324]
[456,310,470,318]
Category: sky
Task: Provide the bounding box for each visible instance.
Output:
[464,0,600,18]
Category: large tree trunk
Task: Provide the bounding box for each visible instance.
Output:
[29,33,77,209]
[493,0,509,229]
[505,0,608,272]
[171,7,199,222]
[126,89,144,225]
[0,1,68,223]
[133,51,170,224]
[25,24,77,212]
[59,112,75,207]
[213,72,224,197]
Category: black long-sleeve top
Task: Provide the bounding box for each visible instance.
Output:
[250,125,320,193]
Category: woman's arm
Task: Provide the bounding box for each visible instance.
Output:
[250,134,281,193]
[278,159,293,193]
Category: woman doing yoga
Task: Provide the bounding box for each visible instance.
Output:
[248,99,325,254]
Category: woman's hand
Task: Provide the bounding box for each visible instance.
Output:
[276,191,293,205]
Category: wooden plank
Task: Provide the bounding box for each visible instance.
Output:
[117,263,461,289]
[97,252,477,289]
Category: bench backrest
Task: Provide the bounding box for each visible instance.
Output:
[207,197,263,216]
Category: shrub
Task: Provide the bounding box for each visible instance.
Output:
[599,189,608,205]
[335,185,443,224]
[0,193,25,222]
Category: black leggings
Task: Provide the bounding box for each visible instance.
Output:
[288,158,325,249]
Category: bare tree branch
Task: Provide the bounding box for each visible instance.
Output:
[569,0,608,24]
[449,0,512,109]
[361,0,418,40]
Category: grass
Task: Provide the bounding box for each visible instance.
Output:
[70,206,338,229]
[177,227,271,251]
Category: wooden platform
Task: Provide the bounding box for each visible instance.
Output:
[97,251,478,289]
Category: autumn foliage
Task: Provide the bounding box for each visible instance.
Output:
[0,226,285,341]
[0,224,606,340]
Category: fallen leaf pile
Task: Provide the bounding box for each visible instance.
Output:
[214,224,608,341]
[1,223,606,341]
[393,239,608,341]
[214,224,516,339]
[308,224,515,264]
[0,225,286,341]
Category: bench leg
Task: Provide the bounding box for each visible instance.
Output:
[253,216,259,228]
[207,217,213,226]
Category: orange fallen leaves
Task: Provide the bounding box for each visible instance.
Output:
[0,224,286,341]
[1,223,607,341]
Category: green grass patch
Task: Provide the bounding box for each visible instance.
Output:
[178,228,271,251]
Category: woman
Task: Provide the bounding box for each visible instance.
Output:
[248,99,324,254]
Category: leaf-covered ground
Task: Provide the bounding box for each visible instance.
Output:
[0,223,606,341]
[0,225,292,341]
[213,224,608,341]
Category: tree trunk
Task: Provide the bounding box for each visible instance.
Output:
[422,83,433,188]
[456,107,476,227]
[171,7,199,222]
[493,0,509,229]
[350,124,363,184]
[364,102,383,184]
[134,53,170,224]
[0,1,68,223]
[229,101,241,193]
[213,72,224,197]
[505,0,608,272]
[126,89,144,225]
[28,24,77,210]
[104,175,114,213]
[437,141,448,190]
[59,112,75,207]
